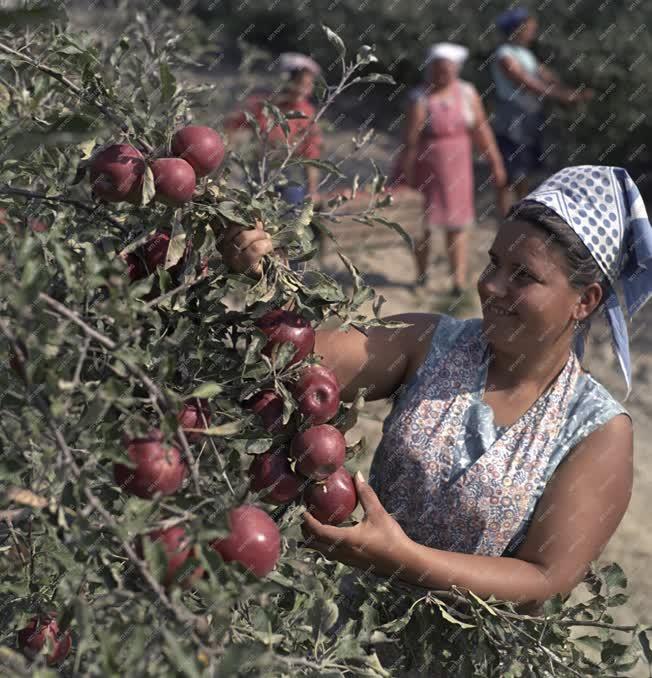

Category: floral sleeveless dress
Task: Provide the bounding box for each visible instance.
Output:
[332,315,627,645]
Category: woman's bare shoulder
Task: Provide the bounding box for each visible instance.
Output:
[400,312,442,383]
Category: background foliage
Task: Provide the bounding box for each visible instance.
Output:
[177,0,652,192]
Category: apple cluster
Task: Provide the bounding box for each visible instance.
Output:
[89,125,225,206]
[108,399,282,588]
[91,127,222,282]
[246,309,359,527]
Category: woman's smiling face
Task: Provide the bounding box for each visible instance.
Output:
[477,219,581,354]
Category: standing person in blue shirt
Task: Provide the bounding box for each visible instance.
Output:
[491,7,594,206]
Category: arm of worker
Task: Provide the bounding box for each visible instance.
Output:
[498,55,576,103]
[302,413,633,607]
[216,219,441,403]
[469,88,507,189]
[402,96,426,186]
[537,62,561,85]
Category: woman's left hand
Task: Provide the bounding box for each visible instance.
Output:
[301,472,410,577]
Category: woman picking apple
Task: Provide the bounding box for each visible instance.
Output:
[219,167,650,658]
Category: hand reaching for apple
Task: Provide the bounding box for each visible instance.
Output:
[301,471,410,577]
[221,219,274,277]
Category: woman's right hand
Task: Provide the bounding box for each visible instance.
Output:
[220,219,274,277]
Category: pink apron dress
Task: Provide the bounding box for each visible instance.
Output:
[415,82,475,230]
[390,82,475,230]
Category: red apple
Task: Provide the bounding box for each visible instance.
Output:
[29,218,48,233]
[248,449,304,504]
[89,144,146,203]
[290,424,346,480]
[304,467,357,525]
[9,339,28,376]
[142,231,170,272]
[17,613,72,666]
[291,364,340,425]
[137,525,203,588]
[114,429,186,498]
[171,126,225,177]
[125,252,146,282]
[246,390,285,433]
[124,232,171,282]
[256,309,315,366]
[177,398,211,442]
[151,157,196,205]
[211,505,281,577]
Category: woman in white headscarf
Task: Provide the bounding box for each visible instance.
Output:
[392,43,508,296]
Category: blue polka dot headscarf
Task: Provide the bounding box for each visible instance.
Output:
[524,165,652,397]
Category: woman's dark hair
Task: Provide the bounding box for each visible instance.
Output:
[288,67,309,82]
[508,200,609,339]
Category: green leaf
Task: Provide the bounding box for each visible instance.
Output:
[601,639,630,665]
[217,642,268,675]
[466,589,498,616]
[372,216,412,249]
[323,25,346,57]
[262,102,290,138]
[606,592,628,607]
[638,629,652,666]
[601,562,627,590]
[574,635,603,654]
[436,603,475,629]
[159,61,176,102]
[215,200,250,227]
[189,382,223,399]
[288,158,345,179]
[301,271,346,303]
[142,535,167,585]
[202,421,242,436]
[349,74,396,86]
[141,165,156,206]
[165,230,186,269]
[504,659,526,677]
[162,629,202,678]
[308,597,339,637]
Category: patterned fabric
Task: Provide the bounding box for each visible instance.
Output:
[330,314,627,650]
[368,315,586,556]
[524,165,652,396]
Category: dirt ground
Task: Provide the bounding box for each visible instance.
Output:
[66,7,651,672]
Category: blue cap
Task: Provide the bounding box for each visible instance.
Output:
[496,7,530,36]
